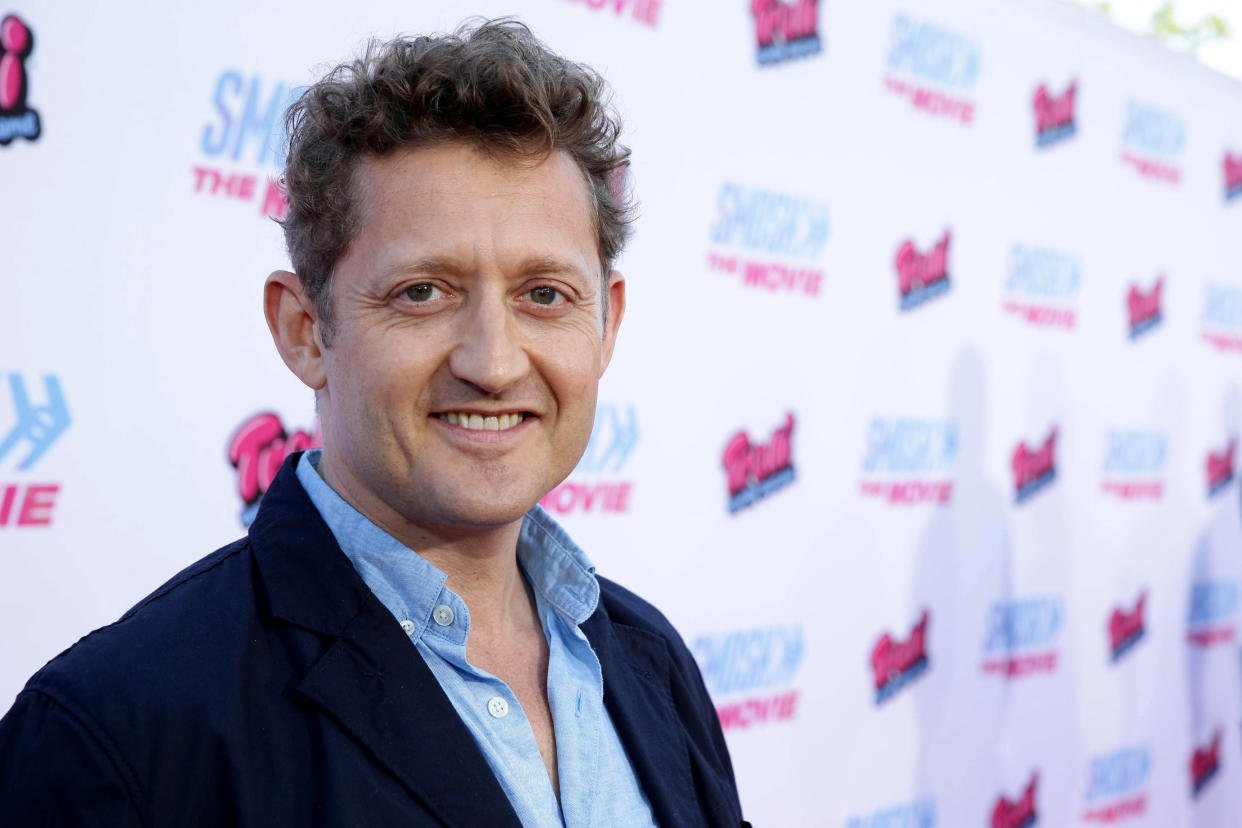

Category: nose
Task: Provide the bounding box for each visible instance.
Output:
[448,293,530,394]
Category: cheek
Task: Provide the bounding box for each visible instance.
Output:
[543,339,604,407]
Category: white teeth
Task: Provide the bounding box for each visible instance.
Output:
[438,412,525,431]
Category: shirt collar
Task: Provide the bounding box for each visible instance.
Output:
[294,450,600,632]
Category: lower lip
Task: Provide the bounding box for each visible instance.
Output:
[431,415,535,444]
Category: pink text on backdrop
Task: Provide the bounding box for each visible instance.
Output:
[192,166,287,219]
[1082,746,1149,824]
[1101,429,1166,502]
[1191,730,1221,796]
[1119,101,1185,185]
[1003,244,1081,331]
[227,412,321,525]
[722,413,796,513]
[1108,591,1146,662]
[541,403,638,516]
[1186,580,1237,647]
[1012,426,1057,503]
[1224,151,1242,201]
[0,483,58,527]
[562,0,660,27]
[0,14,41,145]
[715,691,799,731]
[1206,438,1236,497]
[1127,276,1163,339]
[895,230,951,311]
[992,772,1039,828]
[871,609,929,704]
[1033,79,1077,148]
[751,0,822,66]
[0,373,70,528]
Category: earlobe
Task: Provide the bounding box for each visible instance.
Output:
[599,270,626,374]
[264,270,327,390]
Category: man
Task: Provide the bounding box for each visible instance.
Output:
[0,20,745,828]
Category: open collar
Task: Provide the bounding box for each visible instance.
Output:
[247,455,523,828]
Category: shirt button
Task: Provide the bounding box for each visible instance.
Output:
[400,620,415,635]
[487,696,509,719]
[432,604,455,626]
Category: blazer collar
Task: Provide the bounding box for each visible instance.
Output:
[248,456,523,828]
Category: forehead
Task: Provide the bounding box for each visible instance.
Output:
[348,143,599,271]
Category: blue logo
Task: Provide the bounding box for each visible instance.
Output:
[1121,101,1185,159]
[0,374,70,471]
[575,403,639,474]
[709,183,829,260]
[543,403,639,516]
[691,625,804,697]
[862,418,958,474]
[1189,581,1238,628]
[1007,245,1081,300]
[1203,285,1242,331]
[1085,747,1149,802]
[1103,430,1166,476]
[846,798,937,828]
[984,597,1062,654]
[200,70,301,169]
[886,13,981,90]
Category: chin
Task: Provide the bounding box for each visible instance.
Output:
[420,486,541,530]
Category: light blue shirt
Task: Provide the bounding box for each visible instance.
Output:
[295,451,656,828]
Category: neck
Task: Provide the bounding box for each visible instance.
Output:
[418,528,533,636]
[316,452,534,635]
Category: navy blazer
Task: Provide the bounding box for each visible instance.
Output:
[0,459,746,827]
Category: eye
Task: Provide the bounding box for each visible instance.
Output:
[527,286,564,306]
[403,283,444,303]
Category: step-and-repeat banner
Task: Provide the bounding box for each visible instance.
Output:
[4,1,1242,825]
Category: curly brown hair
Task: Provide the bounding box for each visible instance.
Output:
[279,18,633,343]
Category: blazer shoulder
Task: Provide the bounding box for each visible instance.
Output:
[27,537,258,700]
[596,574,686,645]
[122,537,253,621]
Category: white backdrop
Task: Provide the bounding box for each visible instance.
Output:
[4,1,1242,825]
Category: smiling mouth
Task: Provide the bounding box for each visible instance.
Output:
[436,412,527,431]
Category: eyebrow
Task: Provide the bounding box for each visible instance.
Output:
[387,255,592,281]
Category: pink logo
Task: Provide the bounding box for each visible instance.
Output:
[752,0,818,49]
[1224,152,1242,200]
[992,772,1039,828]
[751,0,821,65]
[895,230,951,310]
[1012,427,1058,502]
[1034,80,1076,147]
[1206,439,1236,497]
[723,413,796,512]
[870,609,929,703]
[1109,591,1146,661]
[1127,276,1163,338]
[0,15,31,112]
[227,412,321,524]
[0,14,40,145]
[1191,730,1221,795]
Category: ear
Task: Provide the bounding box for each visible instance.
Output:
[599,269,626,375]
[264,270,327,390]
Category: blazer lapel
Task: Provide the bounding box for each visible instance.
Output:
[293,613,522,828]
[250,458,522,828]
[584,611,700,827]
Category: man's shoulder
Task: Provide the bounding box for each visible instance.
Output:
[595,575,682,640]
[26,537,263,708]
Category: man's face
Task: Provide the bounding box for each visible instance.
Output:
[313,142,623,539]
